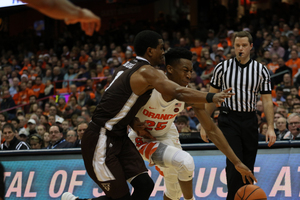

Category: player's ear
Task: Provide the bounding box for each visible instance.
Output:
[166,65,173,74]
[146,47,153,56]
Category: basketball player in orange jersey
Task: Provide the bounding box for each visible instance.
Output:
[129,47,257,200]
[21,0,100,36]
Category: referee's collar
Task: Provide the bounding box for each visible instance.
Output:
[235,57,252,69]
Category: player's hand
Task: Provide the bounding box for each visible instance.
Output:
[235,162,257,184]
[212,88,235,106]
[132,118,156,140]
[200,126,210,143]
[65,8,101,36]
[265,128,276,147]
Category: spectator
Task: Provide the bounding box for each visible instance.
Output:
[66,130,77,143]
[42,132,50,148]
[277,106,289,118]
[75,121,87,147]
[206,29,219,47]
[175,115,191,133]
[221,40,230,55]
[47,125,73,149]
[79,50,89,65]
[36,124,46,137]
[28,134,43,149]
[63,66,77,88]
[283,113,300,140]
[210,44,218,61]
[1,89,16,120]
[200,60,214,86]
[49,105,64,122]
[274,58,292,85]
[178,108,196,130]
[267,54,279,74]
[0,123,30,150]
[17,82,34,105]
[269,40,285,59]
[285,50,300,78]
[191,52,202,76]
[282,24,293,37]
[75,65,91,87]
[44,80,54,96]
[27,119,37,135]
[190,38,203,62]
[275,117,289,140]
[11,118,20,132]
[52,66,64,89]
[31,76,45,99]
[258,122,268,141]
[42,69,52,84]
[187,106,199,125]
[272,87,285,102]
[9,77,19,97]
[18,128,29,142]
[58,96,67,113]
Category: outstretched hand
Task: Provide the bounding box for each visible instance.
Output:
[235,162,257,184]
[212,88,235,106]
[65,8,101,36]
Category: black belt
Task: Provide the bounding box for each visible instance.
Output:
[219,107,256,115]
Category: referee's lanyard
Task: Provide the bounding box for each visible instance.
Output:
[48,139,65,149]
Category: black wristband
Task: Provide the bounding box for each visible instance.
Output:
[206,93,215,103]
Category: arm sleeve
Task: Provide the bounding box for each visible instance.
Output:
[210,62,223,89]
[260,64,272,94]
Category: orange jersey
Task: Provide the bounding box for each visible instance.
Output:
[32,84,45,98]
[79,55,89,64]
[190,46,203,62]
[285,58,300,77]
[267,63,279,74]
[18,88,34,104]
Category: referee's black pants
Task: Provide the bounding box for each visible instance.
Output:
[218,110,258,200]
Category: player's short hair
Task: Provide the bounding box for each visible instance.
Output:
[233,31,253,44]
[165,47,193,66]
[134,30,162,56]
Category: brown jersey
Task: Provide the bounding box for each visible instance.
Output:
[92,57,153,136]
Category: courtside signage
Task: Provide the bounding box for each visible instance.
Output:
[2,152,300,199]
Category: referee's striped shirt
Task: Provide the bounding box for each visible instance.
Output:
[210,58,272,112]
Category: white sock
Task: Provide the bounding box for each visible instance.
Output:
[184,197,195,200]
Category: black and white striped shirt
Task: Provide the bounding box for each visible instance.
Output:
[210,58,272,112]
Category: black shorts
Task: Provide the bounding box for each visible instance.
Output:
[81,122,148,199]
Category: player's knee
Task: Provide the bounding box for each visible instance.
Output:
[172,151,195,181]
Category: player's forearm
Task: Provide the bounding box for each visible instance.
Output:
[194,108,241,165]
[22,0,83,20]
[175,87,212,104]
[205,102,217,116]
[208,127,241,165]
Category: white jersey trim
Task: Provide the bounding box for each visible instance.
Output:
[93,127,115,182]
[105,92,139,131]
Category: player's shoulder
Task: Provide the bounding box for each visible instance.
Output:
[139,65,165,77]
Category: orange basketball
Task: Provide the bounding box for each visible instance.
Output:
[234,184,267,200]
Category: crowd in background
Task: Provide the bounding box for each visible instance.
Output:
[1,2,300,150]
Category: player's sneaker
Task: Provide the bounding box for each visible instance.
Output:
[61,192,78,200]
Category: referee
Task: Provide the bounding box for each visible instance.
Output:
[201,31,276,200]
